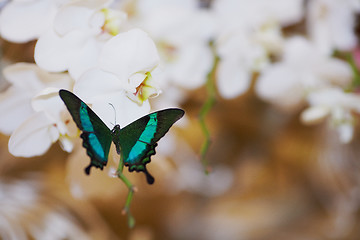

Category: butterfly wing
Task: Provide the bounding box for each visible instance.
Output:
[59,89,112,174]
[117,108,185,184]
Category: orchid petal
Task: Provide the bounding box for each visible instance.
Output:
[53,0,109,36]
[316,58,352,86]
[0,63,73,135]
[99,29,160,81]
[0,0,57,43]
[260,0,304,26]
[67,37,102,80]
[101,8,128,36]
[32,87,66,121]
[34,28,87,73]
[307,0,358,54]
[337,123,354,144]
[216,58,251,99]
[59,110,79,138]
[74,68,124,103]
[300,106,330,125]
[3,63,47,90]
[134,1,214,90]
[307,88,343,107]
[128,72,161,104]
[8,111,59,157]
[34,0,114,79]
[59,136,74,153]
[128,73,147,92]
[168,43,211,89]
[3,63,73,89]
[283,36,314,64]
[0,87,34,135]
[256,63,304,110]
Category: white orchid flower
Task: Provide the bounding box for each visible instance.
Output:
[74,28,159,127]
[213,0,304,29]
[301,87,360,143]
[307,0,360,55]
[34,0,127,80]
[131,0,215,90]
[255,37,353,111]
[0,63,73,135]
[215,26,271,99]
[8,88,78,157]
[213,0,304,99]
[0,0,70,43]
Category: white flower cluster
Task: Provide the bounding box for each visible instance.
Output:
[126,0,360,144]
[0,0,359,159]
[122,0,360,143]
[0,0,161,157]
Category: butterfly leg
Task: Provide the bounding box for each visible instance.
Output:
[116,154,137,228]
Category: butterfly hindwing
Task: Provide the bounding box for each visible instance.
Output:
[117,108,185,184]
[59,90,112,174]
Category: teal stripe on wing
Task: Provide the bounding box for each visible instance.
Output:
[128,141,148,164]
[127,114,158,163]
[79,102,94,132]
[138,114,157,143]
[88,133,106,160]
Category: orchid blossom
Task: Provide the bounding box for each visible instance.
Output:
[8,88,77,157]
[213,0,304,99]
[0,63,73,135]
[255,37,352,111]
[34,0,127,80]
[73,28,160,128]
[129,0,214,90]
[301,87,360,143]
[0,0,68,43]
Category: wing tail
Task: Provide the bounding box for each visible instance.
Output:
[143,166,154,184]
[124,142,157,184]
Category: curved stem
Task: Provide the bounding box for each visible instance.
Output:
[116,153,136,228]
[199,41,219,174]
[346,52,360,91]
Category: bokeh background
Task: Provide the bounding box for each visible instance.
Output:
[1,1,360,240]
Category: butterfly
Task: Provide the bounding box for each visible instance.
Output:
[59,89,184,184]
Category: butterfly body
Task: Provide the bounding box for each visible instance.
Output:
[59,89,184,184]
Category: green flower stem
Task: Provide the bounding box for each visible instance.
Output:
[333,50,360,91]
[116,154,136,228]
[346,52,360,91]
[199,41,219,174]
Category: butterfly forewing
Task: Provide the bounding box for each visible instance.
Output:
[59,90,112,174]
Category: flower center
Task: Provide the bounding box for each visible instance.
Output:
[131,72,160,104]
[101,8,127,36]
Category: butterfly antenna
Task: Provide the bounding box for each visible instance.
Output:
[108,103,117,125]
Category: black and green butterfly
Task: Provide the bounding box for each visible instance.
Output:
[59,89,184,184]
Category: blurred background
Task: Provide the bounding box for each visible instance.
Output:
[1,0,360,239]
